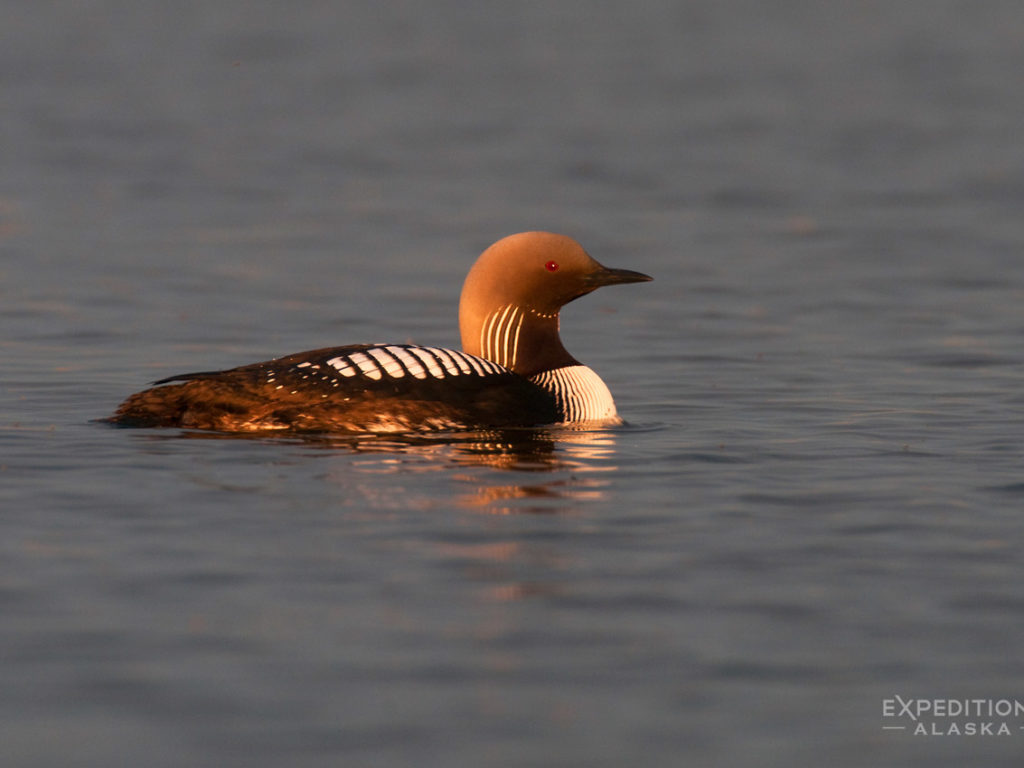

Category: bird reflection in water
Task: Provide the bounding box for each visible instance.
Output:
[140,426,624,605]
[152,425,622,515]
[303,428,622,607]
[308,426,621,515]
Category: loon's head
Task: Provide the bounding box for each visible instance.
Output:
[458,232,651,376]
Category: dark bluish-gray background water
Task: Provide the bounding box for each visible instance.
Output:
[3,1,1024,765]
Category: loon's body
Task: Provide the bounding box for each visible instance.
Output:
[108,232,651,433]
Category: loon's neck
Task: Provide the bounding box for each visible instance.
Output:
[462,301,622,422]
[462,303,578,378]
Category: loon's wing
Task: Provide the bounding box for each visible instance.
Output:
[109,344,558,432]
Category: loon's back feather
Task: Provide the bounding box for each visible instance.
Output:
[109,344,559,432]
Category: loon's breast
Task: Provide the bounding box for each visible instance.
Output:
[530,365,620,424]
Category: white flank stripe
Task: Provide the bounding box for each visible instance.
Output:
[385,346,426,378]
[409,347,446,378]
[430,348,462,376]
[348,351,382,380]
[462,353,488,376]
[448,351,474,374]
[367,347,405,378]
[327,356,358,377]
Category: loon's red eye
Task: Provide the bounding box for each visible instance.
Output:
[545,260,559,272]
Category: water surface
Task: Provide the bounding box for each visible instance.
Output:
[3,2,1024,766]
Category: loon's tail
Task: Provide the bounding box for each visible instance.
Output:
[105,382,197,427]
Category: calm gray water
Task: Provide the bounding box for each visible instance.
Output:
[3,1,1024,766]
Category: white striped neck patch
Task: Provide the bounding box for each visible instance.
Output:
[529,365,620,424]
[478,304,525,371]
